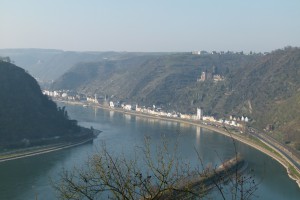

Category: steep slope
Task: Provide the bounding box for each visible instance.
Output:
[52,47,300,148]
[52,53,257,111]
[224,47,300,143]
[0,61,83,149]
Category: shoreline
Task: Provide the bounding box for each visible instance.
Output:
[58,100,300,188]
[0,137,95,163]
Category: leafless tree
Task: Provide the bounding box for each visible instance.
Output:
[54,137,258,200]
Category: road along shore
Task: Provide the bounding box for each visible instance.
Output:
[0,136,96,163]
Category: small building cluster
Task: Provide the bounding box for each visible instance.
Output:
[43,90,95,102]
[201,115,245,128]
[229,115,249,123]
[43,90,78,101]
[191,50,266,56]
[87,94,99,104]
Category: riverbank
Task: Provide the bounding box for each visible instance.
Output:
[57,100,300,188]
[0,132,99,163]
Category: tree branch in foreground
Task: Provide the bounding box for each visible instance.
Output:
[54,137,258,200]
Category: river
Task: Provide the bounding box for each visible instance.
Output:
[0,103,300,199]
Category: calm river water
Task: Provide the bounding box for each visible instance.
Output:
[0,103,300,199]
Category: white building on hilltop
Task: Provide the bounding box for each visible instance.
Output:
[191,51,200,55]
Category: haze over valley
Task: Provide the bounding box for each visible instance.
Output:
[1,0,300,199]
[2,47,300,149]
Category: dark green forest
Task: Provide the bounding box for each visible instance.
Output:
[0,60,85,149]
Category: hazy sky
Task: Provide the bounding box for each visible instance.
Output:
[1,0,300,52]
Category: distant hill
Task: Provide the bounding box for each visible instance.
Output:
[52,47,300,149]
[0,49,169,82]
[52,52,258,112]
[0,60,87,149]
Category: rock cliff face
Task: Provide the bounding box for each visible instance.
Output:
[0,61,81,148]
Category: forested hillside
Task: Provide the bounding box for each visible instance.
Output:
[52,47,300,148]
[225,47,300,144]
[0,61,84,149]
[52,52,258,112]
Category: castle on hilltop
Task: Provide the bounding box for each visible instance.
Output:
[197,67,224,82]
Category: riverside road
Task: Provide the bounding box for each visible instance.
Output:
[248,127,300,173]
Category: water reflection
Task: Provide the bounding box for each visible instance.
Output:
[93,106,98,119]
[124,114,131,123]
[196,126,201,145]
[109,110,114,119]
[0,142,95,200]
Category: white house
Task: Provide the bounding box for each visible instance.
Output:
[230,121,237,126]
[109,101,114,108]
[180,114,192,119]
[124,104,132,110]
[53,91,60,97]
[192,51,200,55]
[203,116,216,122]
